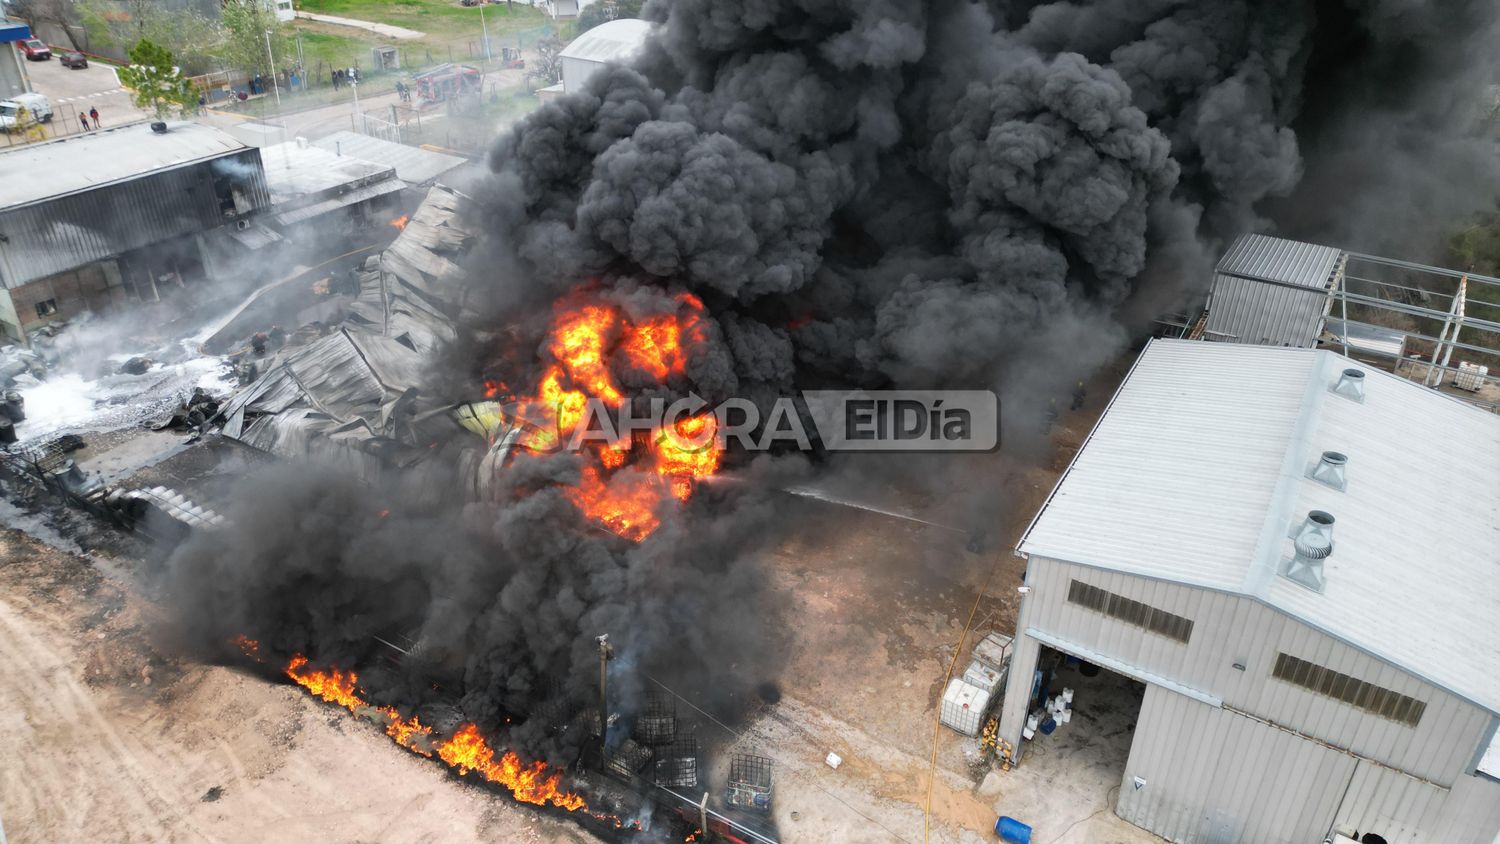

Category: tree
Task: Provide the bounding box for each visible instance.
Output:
[75,0,219,71]
[529,35,565,86]
[215,0,294,81]
[118,39,200,119]
[8,0,83,50]
[576,0,643,35]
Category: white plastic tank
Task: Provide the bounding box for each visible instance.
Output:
[940,678,992,736]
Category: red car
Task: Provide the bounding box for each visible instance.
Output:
[19,39,51,61]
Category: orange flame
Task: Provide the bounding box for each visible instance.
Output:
[500,292,725,541]
[280,654,590,810]
[233,634,261,659]
[437,723,587,811]
[390,214,410,231]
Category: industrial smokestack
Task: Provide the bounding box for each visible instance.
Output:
[1331,368,1366,402]
[1308,451,1348,491]
[1285,510,1335,592]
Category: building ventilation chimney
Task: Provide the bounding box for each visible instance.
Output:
[1331,368,1365,402]
[150,121,168,134]
[1308,451,1348,491]
[1285,510,1335,592]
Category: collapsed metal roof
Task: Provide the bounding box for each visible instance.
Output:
[218,185,505,498]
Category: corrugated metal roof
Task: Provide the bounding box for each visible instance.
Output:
[311,131,467,186]
[0,121,252,210]
[1205,234,1345,347]
[1018,339,1500,715]
[558,18,651,63]
[1216,233,1343,289]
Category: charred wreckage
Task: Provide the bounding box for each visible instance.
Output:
[0,185,775,844]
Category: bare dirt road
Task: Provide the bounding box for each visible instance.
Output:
[0,527,596,844]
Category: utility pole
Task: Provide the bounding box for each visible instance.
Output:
[478,0,493,62]
[596,633,613,759]
[264,30,282,108]
[350,76,360,133]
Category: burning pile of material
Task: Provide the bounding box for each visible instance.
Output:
[496,290,721,540]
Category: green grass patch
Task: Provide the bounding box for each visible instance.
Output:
[296,0,547,40]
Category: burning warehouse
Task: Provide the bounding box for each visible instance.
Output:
[4,0,1500,842]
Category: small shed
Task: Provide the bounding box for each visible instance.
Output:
[559,18,651,94]
[370,45,400,71]
[1205,233,1345,347]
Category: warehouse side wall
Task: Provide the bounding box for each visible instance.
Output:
[1119,683,1355,843]
[1002,557,1493,786]
[1204,272,1328,347]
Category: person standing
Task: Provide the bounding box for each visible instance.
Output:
[88,106,99,127]
[78,113,90,131]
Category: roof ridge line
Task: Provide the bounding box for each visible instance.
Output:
[1241,350,1332,598]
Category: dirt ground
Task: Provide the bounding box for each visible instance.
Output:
[0,527,596,844]
[0,350,1156,844]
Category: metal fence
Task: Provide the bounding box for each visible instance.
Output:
[0,104,139,149]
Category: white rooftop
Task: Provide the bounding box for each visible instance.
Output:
[259,141,396,205]
[311,131,466,186]
[1018,339,1500,715]
[559,18,652,63]
[0,121,250,210]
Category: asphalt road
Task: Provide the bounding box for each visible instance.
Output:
[19,53,149,134]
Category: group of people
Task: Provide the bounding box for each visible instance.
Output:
[77,106,101,132]
[394,81,413,103]
[331,67,361,89]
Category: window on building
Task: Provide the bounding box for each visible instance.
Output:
[34,299,57,318]
[1066,579,1194,644]
[1272,652,1426,728]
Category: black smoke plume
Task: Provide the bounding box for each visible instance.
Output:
[166,0,1499,785]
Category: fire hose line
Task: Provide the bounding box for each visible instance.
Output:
[923,554,1003,844]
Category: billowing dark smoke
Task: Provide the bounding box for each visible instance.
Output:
[166,0,1499,787]
[476,0,1499,399]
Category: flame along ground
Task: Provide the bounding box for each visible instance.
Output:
[504,290,723,541]
[231,639,647,825]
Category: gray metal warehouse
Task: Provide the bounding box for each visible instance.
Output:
[1000,339,1500,844]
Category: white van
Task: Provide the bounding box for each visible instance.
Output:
[0,92,53,131]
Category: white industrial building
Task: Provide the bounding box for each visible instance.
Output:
[558,18,650,95]
[1001,339,1500,843]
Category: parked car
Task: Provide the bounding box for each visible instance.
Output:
[19,39,51,61]
[0,92,53,131]
[60,51,88,69]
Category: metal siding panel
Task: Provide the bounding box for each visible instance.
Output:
[1033,560,1490,786]
[0,155,258,287]
[1120,684,1357,843]
[1429,774,1500,844]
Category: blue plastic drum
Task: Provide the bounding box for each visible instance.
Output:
[995,816,1032,843]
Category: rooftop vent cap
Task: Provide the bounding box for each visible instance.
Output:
[1332,368,1365,402]
[1309,451,1348,491]
[150,121,168,134]
[1285,510,1335,592]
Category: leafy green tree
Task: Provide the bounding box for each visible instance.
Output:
[216,0,294,81]
[118,39,200,119]
[75,0,219,72]
[576,0,644,34]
